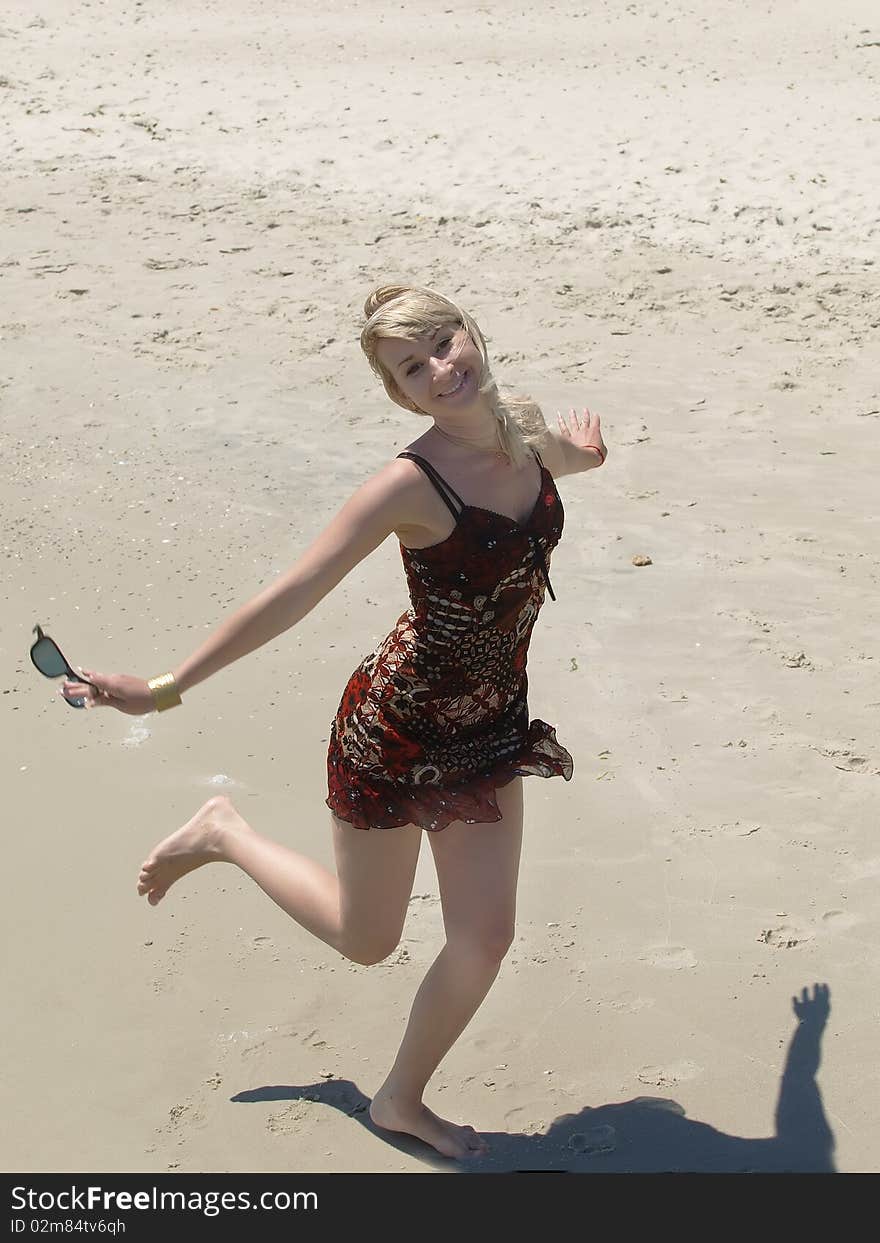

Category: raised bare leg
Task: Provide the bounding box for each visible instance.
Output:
[370,777,523,1159]
[136,796,422,964]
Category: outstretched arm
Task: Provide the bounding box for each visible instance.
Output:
[61,462,418,714]
[774,983,834,1167]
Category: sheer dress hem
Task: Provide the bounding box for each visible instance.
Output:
[326,720,573,832]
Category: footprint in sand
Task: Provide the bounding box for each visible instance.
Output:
[639,945,697,970]
[470,1027,523,1060]
[232,932,279,968]
[637,1061,702,1088]
[502,1106,545,1136]
[606,991,656,1013]
[266,1102,312,1135]
[567,1124,617,1155]
[756,924,814,949]
[821,909,858,932]
[160,1099,204,1137]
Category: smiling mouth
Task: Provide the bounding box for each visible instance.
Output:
[438,370,467,398]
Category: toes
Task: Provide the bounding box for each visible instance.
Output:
[147,887,167,906]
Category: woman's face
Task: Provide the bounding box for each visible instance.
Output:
[376,324,485,418]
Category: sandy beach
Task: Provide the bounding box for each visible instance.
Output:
[2,0,878,1173]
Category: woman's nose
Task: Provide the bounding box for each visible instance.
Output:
[430,355,454,385]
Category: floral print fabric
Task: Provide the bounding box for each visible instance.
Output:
[326,454,574,830]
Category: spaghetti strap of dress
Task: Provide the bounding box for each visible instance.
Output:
[396,451,465,522]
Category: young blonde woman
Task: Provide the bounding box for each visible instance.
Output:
[62,284,607,1160]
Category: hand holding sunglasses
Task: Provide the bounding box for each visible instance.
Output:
[30,625,157,715]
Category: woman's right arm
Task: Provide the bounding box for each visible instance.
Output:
[62,461,419,713]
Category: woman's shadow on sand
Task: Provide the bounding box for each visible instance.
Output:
[232,983,834,1172]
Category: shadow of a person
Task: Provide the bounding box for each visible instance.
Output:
[232,982,834,1173]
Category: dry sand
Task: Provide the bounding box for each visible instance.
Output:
[2,0,878,1173]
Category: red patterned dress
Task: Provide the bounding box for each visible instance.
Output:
[325,450,574,830]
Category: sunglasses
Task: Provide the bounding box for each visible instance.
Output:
[29,624,98,709]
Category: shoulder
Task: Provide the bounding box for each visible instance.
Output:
[378,452,430,492]
[357,454,424,503]
[386,436,453,497]
[351,454,436,528]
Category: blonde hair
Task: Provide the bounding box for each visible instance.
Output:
[360,283,547,469]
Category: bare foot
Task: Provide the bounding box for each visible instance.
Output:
[370,1087,489,1160]
[137,795,250,906]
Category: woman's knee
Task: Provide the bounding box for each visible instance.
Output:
[341,929,403,967]
[448,923,515,966]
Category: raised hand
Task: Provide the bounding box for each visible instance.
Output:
[61,669,156,715]
[792,982,831,1025]
[556,407,607,465]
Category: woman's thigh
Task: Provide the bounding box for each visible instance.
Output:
[426,777,523,949]
[331,814,423,948]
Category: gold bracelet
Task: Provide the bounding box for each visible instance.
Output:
[147,672,182,712]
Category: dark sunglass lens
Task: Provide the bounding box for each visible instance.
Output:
[32,638,68,677]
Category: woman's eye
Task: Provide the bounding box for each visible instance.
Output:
[437,337,452,353]
[406,362,422,376]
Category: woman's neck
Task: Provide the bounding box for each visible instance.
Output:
[428,405,506,456]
